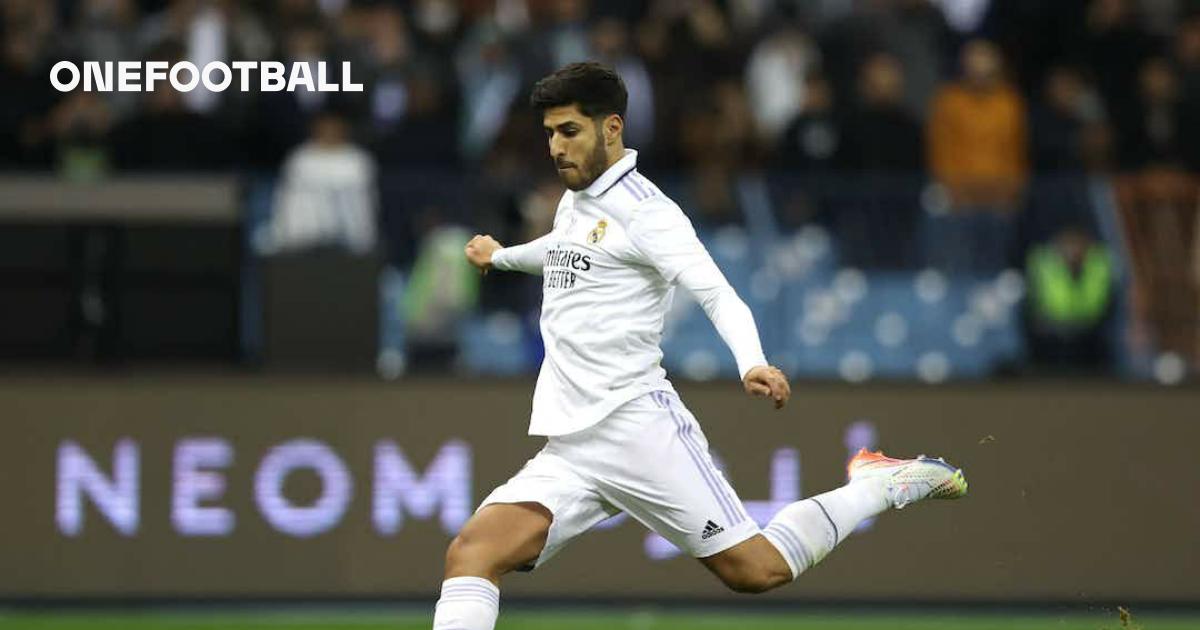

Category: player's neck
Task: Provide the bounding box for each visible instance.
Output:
[602,141,626,172]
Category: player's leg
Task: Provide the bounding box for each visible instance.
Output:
[707,449,969,591]
[432,448,613,630]
[443,502,552,582]
[591,391,967,595]
[697,533,793,593]
[432,503,549,630]
[702,479,892,592]
[576,391,776,592]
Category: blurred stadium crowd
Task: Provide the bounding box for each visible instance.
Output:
[2,0,1199,382]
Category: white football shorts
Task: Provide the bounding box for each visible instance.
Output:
[478,390,761,568]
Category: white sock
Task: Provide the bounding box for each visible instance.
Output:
[762,478,890,579]
[432,576,500,630]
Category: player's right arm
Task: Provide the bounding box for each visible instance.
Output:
[628,202,791,409]
[465,232,551,275]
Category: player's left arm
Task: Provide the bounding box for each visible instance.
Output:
[465,232,552,276]
[629,204,791,409]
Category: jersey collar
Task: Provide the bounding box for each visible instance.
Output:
[580,149,638,198]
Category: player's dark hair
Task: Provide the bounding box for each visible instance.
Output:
[529,61,627,119]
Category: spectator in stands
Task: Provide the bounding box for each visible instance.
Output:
[677,80,755,231]
[245,20,336,168]
[1177,17,1200,175]
[929,0,992,34]
[372,68,460,169]
[887,0,953,121]
[838,52,924,174]
[590,17,654,150]
[68,0,141,118]
[636,0,736,167]
[926,39,1027,272]
[1115,57,1194,171]
[1023,225,1115,372]
[1032,65,1089,174]
[1074,0,1160,137]
[1177,14,1200,103]
[834,52,925,268]
[476,176,560,323]
[408,0,465,60]
[355,3,414,137]
[1016,66,1109,269]
[402,224,480,371]
[536,0,591,70]
[455,20,523,161]
[773,71,839,230]
[47,91,113,180]
[818,2,889,118]
[110,76,230,171]
[776,72,839,173]
[136,0,270,115]
[0,20,59,168]
[928,38,1028,212]
[744,25,816,147]
[1030,66,1102,174]
[817,0,949,122]
[6,0,1200,380]
[266,108,378,255]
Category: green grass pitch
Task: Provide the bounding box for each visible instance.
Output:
[3,609,1198,630]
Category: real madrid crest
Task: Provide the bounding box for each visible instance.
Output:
[588,219,608,244]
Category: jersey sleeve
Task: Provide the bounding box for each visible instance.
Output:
[626,200,709,283]
[629,202,768,379]
[492,192,572,275]
[492,232,552,275]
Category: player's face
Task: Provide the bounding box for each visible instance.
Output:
[543,104,610,191]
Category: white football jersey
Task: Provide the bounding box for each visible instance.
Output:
[493,150,767,436]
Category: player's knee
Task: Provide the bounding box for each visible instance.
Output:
[443,533,470,571]
[444,532,498,577]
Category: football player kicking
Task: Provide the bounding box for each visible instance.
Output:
[435,62,967,630]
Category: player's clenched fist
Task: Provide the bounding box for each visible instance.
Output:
[743,365,791,410]
[465,234,502,271]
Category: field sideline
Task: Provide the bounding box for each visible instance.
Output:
[3,609,1199,630]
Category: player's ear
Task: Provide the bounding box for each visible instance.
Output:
[604,114,623,145]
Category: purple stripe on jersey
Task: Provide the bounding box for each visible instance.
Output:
[655,392,742,526]
[632,172,657,198]
[620,178,646,201]
[596,164,637,196]
[626,172,650,198]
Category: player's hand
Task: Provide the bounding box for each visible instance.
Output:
[743,365,790,410]
[465,234,502,273]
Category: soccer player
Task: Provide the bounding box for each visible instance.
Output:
[435,62,967,629]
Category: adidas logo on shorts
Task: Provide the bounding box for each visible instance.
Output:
[701,520,725,540]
